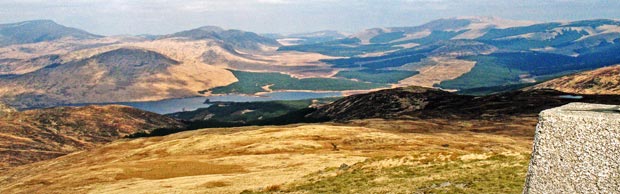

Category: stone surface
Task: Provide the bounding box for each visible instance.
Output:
[524,103,620,193]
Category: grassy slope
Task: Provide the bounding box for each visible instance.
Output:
[276,153,529,194]
[0,118,537,194]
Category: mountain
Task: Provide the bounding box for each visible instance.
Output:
[532,65,620,94]
[162,25,281,50]
[307,86,620,121]
[0,20,102,46]
[0,105,183,169]
[0,48,192,108]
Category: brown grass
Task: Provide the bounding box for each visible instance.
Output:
[0,118,537,194]
[114,161,247,180]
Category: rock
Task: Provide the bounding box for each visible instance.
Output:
[524,103,620,193]
[339,163,350,170]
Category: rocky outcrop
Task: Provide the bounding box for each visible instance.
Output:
[524,103,620,193]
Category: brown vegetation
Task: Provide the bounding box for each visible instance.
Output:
[0,117,536,193]
[0,105,183,169]
[533,65,620,95]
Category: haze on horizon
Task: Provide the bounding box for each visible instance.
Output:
[1,0,619,36]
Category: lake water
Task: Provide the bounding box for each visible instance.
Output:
[119,91,343,114]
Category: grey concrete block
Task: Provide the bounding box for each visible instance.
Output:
[524,103,620,194]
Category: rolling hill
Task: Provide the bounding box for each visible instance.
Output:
[0,105,183,169]
[0,20,101,46]
[532,65,620,94]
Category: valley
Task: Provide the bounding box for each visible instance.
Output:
[2,17,620,110]
[1,12,620,194]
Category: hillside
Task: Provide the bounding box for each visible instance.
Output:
[533,65,620,95]
[0,20,101,46]
[0,48,212,108]
[0,105,183,169]
[0,118,537,193]
[308,86,620,121]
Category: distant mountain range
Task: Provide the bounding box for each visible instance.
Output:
[280,17,620,93]
[0,17,619,109]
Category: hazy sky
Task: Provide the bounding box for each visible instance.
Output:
[1,0,619,35]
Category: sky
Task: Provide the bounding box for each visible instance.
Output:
[1,0,619,36]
